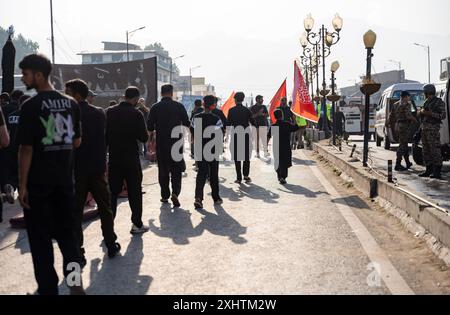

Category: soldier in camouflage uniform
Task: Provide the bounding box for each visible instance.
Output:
[389,91,417,171]
[418,84,446,179]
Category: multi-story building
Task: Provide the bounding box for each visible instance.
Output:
[339,70,419,105]
[172,75,216,112]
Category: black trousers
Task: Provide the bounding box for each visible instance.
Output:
[277,166,289,180]
[195,161,220,201]
[24,185,81,295]
[74,173,117,253]
[158,158,183,200]
[108,161,144,228]
[0,150,5,222]
[235,161,250,181]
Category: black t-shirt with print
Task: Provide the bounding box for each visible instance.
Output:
[16,91,81,187]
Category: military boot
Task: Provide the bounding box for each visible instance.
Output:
[404,155,413,170]
[430,165,442,180]
[419,165,433,177]
[395,159,407,172]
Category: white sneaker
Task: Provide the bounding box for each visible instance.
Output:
[130,224,150,235]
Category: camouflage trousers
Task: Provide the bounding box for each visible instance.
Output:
[422,123,442,167]
[396,122,410,160]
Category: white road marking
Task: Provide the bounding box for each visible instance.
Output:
[298,150,415,295]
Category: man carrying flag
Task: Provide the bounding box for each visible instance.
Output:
[221,92,236,119]
[269,109,300,185]
[269,80,287,125]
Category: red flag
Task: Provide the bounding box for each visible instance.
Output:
[269,79,287,124]
[291,61,318,123]
[221,91,236,118]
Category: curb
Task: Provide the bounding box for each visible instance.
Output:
[313,143,450,265]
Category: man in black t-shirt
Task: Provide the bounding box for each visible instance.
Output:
[65,79,121,261]
[16,54,85,295]
[250,95,269,158]
[192,95,224,210]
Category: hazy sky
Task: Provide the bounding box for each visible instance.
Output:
[1,0,450,100]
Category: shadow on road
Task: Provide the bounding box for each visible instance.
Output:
[238,183,280,204]
[196,205,247,245]
[292,157,317,166]
[149,207,203,245]
[279,184,328,199]
[86,236,153,295]
[331,196,371,210]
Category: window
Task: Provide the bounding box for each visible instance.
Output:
[377,96,385,110]
[441,59,448,80]
[92,55,103,63]
[133,52,144,60]
[392,90,426,110]
[112,54,124,62]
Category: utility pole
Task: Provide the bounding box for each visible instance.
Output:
[414,43,431,83]
[50,0,55,64]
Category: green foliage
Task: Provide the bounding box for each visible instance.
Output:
[0,26,39,75]
[144,42,180,75]
[144,42,169,56]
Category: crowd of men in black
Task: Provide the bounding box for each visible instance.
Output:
[0,53,305,295]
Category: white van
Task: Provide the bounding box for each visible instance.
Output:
[375,83,426,150]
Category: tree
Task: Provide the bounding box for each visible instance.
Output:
[144,42,169,57]
[0,26,39,75]
[144,42,180,75]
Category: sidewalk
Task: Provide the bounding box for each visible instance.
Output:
[342,136,450,211]
[313,140,450,266]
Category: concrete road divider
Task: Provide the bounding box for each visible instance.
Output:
[313,143,450,266]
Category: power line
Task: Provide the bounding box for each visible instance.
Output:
[54,20,78,58]
[54,41,76,63]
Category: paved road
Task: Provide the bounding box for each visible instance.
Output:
[0,149,449,295]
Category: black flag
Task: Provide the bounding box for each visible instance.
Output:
[2,31,16,94]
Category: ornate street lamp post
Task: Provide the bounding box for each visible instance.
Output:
[300,33,318,103]
[328,61,341,146]
[303,13,343,138]
[361,30,381,167]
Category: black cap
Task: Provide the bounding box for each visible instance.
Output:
[423,84,436,96]
[401,91,410,98]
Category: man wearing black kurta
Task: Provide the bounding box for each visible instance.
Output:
[269,109,300,184]
[106,87,149,235]
[147,85,190,207]
[227,92,256,184]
